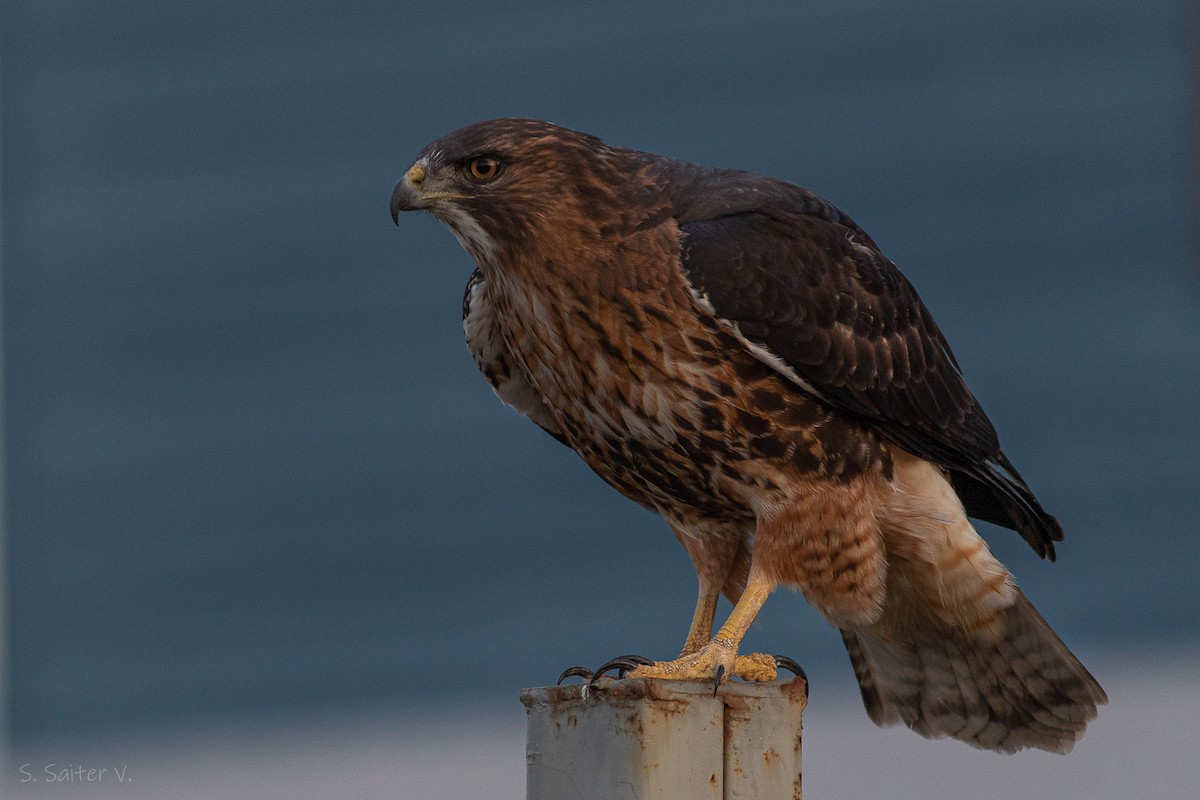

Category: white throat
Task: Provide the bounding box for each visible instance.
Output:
[435,204,498,263]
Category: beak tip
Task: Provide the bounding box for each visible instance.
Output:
[390,181,407,225]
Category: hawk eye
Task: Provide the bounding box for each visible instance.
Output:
[466,156,503,182]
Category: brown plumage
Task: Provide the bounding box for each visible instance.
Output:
[391,118,1106,753]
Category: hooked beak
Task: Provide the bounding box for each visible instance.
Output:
[390,163,428,224]
[390,161,470,224]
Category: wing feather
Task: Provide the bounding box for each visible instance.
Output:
[672,199,1062,558]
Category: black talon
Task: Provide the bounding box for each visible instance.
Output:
[590,659,634,683]
[590,655,654,684]
[712,664,726,696]
[557,666,594,685]
[610,654,655,667]
[773,655,806,681]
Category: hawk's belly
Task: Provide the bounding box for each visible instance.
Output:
[499,286,889,523]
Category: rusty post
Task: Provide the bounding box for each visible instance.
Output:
[521,676,808,799]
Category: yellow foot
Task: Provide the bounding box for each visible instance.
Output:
[627,639,777,683]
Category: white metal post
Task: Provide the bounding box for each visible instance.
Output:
[522,676,807,800]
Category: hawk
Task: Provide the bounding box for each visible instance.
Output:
[391,118,1106,753]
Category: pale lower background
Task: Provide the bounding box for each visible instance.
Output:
[5,647,1197,800]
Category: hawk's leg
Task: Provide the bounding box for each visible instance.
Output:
[680,586,719,658]
[630,574,777,683]
[672,525,750,658]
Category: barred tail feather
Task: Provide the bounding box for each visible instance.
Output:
[841,591,1107,754]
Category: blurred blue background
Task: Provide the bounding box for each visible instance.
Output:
[1,0,1197,790]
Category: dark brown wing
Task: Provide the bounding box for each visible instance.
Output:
[674,201,1062,559]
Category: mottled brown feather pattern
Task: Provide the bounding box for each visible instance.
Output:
[394,118,1105,753]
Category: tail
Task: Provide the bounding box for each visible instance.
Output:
[841,591,1107,754]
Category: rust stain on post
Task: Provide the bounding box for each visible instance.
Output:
[522,675,807,800]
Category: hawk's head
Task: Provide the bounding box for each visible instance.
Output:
[391,118,637,264]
